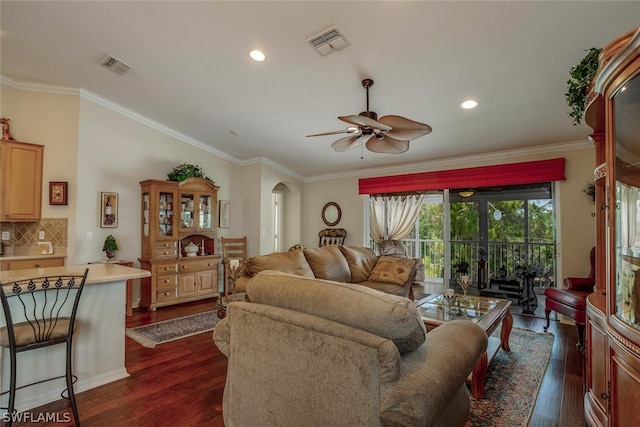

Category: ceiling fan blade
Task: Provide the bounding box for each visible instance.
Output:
[365,134,410,154]
[379,115,432,140]
[338,115,392,131]
[306,128,359,137]
[331,135,363,152]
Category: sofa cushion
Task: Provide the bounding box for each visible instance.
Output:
[246,270,426,354]
[244,249,314,278]
[303,246,351,283]
[338,246,378,283]
[368,256,416,286]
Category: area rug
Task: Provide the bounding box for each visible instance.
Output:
[126,310,220,348]
[468,327,554,426]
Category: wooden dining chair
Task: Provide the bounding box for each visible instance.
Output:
[0,269,89,426]
[221,237,247,296]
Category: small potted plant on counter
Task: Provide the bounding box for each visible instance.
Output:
[102,235,118,261]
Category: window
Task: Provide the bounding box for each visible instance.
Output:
[370,183,556,287]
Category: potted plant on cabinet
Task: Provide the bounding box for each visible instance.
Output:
[167,162,214,183]
[565,47,602,125]
[102,235,118,260]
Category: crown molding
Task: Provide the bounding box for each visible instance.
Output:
[304,140,593,182]
[1,74,304,180]
[237,157,305,182]
[1,75,79,95]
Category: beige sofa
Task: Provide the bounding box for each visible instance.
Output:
[233,245,417,298]
[214,270,488,427]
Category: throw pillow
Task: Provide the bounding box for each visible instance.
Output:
[368,256,416,286]
[244,249,314,278]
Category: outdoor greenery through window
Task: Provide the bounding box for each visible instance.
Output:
[385,183,555,287]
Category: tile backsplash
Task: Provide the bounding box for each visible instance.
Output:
[1,218,68,247]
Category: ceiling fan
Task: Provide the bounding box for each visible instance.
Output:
[306,78,432,154]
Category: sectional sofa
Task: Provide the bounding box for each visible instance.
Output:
[232,245,417,299]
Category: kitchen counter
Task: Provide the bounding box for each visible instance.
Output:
[0,263,151,413]
[0,262,149,283]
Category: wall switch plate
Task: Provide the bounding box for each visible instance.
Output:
[38,230,45,240]
[1,231,9,240]
[86,232,93,240]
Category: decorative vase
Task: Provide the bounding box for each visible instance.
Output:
[184,242,199,257]
[105,250,116,260]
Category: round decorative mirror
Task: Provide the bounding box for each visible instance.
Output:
[322,202,342,226]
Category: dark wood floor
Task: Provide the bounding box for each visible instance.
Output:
[11,297,584,427]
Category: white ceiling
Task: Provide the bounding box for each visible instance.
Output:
[1,1,639,179]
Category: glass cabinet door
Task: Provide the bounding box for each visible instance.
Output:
[180,192,196,231]
[158,191,174,238]
[199,194,213,230]
[613,71,640,330]
[143,192,150,237]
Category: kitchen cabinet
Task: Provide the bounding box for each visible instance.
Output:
[0,140,44,221]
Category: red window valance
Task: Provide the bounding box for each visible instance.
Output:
[358,158,566,195]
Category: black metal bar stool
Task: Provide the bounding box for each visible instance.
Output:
[0,269,89,426]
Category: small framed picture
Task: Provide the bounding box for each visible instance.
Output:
[219,200,230,228]
[49,182,68,205]
[100,192,118,228]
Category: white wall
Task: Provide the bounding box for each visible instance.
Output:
[75,96,235,265]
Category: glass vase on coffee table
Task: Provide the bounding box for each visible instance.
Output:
[457,275,471,298]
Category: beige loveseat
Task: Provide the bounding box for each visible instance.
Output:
[234,245,417,298]
[214,270,488,427]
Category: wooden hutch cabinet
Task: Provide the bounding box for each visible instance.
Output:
[584,28,640,427]
[0,140,43,221]
[138,178,221,311]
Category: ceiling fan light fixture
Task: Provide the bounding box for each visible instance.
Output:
[308,78,431,154]
[459,190,475,198]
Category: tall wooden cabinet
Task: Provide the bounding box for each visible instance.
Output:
[0,140,43,221]
[138,178,221,311]
[584,28,640,427]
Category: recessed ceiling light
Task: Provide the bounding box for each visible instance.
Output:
[461,99,478,109]
[249,50,266,62]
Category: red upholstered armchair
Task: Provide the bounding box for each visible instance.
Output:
[543,247,595,351]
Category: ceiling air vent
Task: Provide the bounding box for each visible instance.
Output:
[100,55,132,75]
[306,27,350,56]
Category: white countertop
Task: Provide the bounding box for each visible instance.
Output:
[0,263,150,284]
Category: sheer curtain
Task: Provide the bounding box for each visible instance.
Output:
[369,194,424,242]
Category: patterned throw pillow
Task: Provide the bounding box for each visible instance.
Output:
[368,256,415,286]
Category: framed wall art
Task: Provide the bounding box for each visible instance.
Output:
[219,200,230,228]
[100,192,118,228]
[49,182,68,205]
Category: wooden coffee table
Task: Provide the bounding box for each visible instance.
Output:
[415,292,512,399]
